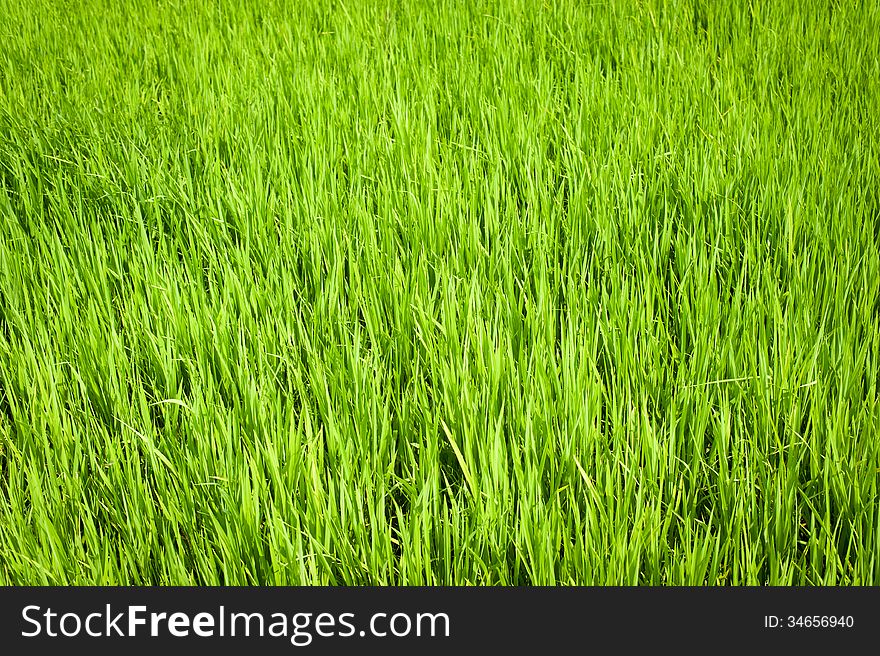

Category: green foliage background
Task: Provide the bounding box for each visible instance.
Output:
[0,0,878,584]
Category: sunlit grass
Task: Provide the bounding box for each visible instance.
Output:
[0,0,878,585]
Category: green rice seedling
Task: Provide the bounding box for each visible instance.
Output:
[0,0,878,585]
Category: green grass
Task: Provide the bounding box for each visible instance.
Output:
[0,0,878,585]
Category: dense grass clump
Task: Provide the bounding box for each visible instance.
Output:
[0,0,878,585]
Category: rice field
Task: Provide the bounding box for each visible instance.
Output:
[0,0,878,585]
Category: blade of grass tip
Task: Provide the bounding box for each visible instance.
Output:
[117,417,178,478]
[440,419,476,498]
[684,374,772,389]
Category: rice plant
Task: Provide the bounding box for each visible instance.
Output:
[0,0,878,585]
